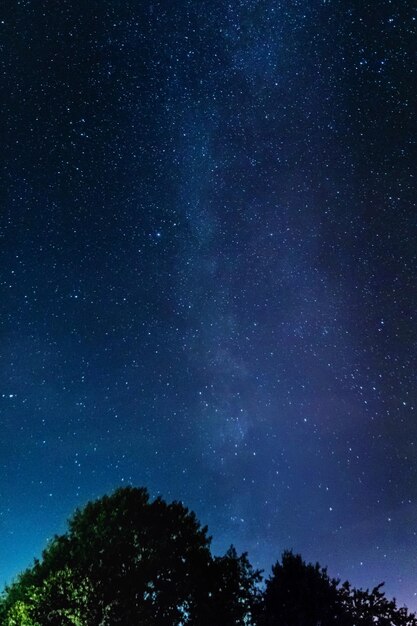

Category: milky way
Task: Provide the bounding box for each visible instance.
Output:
[1,0,416,608]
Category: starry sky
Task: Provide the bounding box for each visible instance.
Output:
[1,0,416,610]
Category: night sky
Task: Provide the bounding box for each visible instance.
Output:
[1,0,416,610]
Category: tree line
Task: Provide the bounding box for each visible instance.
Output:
[1,486,415,625]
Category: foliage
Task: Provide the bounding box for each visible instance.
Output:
[1,489,416,625]
[192,547,262,626]
[261,550,348,626]
[1,567,93,626]
[339,581,417,626]
[261,551,417,626]
[0,487,260,625]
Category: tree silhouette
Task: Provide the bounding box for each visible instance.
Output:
[261,551,417,626]
[339,581,417,626]
[261,550,348,626]
[0,487,260,625]
[2,491,416,625]
[195,546,262,625]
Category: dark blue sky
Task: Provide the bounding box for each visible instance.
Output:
[1,0,416,609]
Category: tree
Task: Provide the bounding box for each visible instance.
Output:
[261,550,348,626]
[2,568,93,626]
[2,490,416,625]
[192,546,262,626]
[339,581,417,626]
[261,551,417,626]
[0,487,260,625]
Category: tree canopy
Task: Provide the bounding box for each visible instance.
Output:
[261,551,417,626]
[0,487,260,625]
[1,487,415,626]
